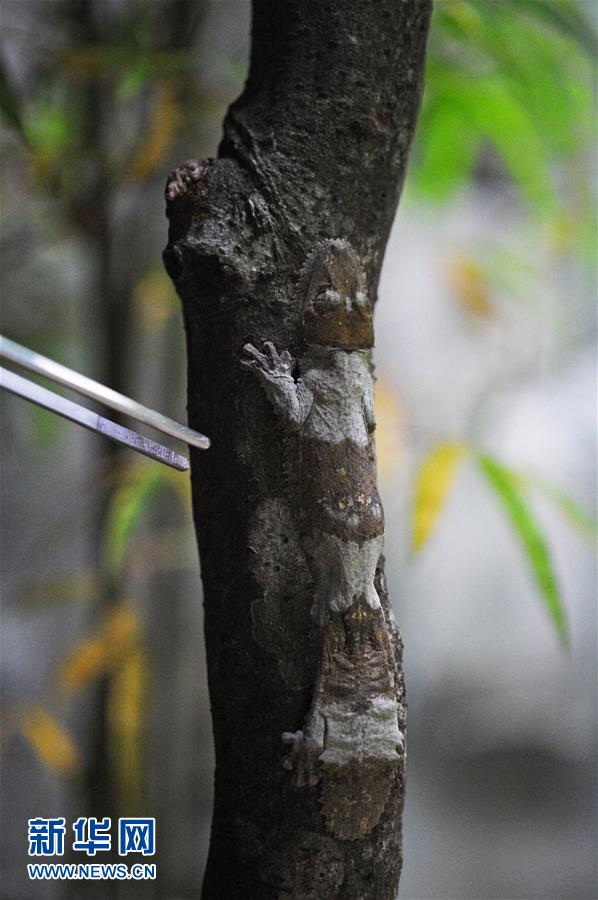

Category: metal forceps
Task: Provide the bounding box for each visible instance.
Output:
[0,335,210,471]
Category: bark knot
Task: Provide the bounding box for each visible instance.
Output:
[165,158,210,201]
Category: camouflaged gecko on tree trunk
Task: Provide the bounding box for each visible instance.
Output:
[242,240,404,840]
[163,1,431,897]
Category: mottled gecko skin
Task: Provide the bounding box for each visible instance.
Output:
[243,241,403,840]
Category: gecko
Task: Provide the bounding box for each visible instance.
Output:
[242,239,403,840]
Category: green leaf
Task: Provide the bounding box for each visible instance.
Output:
[420,65,557,211]
[25,101,74,157]
[117,60,152,100]
[477,453,568,646]
[413,96,482,201]
[104,465,169,575]
[526,476,597,543]
[415,0,596,225]
[501,0,598,59]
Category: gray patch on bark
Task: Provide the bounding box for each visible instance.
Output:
[259,829,345,898]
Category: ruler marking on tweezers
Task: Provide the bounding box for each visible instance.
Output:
[0,335,209,450]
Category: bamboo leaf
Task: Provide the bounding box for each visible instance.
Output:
[133,268,178,330]
[486,0,598,59]
[415,0,595,225]
[60,637,108,692]
[104,604,139,662]
[60,603,139,692]
[412,443,468,550]
[525,475,597,543]
[126,85,180,181]
[108,648,148,811]
[414,97,482,201]
[477,454,568,645]
[104,465,168,575]
[21,707,81,777]
[447,255,495,317]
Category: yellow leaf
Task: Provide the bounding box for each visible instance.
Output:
[104,605,139,665]
[60,637,108,691]
[412,443,468,550]
[108,649,148,810]
[21,707,81,778]
[447,255,494,317]
[127,85,180,181]
[59,603,140,692]
[133,269,177,329]
[374,380,403,479]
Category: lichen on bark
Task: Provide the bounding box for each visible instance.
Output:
[163,1,431,897]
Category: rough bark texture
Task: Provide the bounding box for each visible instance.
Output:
[163,2,431,897]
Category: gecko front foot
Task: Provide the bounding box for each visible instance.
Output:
[242,341,295,380]
[281,729,323,788]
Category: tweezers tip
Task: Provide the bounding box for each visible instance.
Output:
[190,435,211,450]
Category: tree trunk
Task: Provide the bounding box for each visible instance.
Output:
[163,2,431,897]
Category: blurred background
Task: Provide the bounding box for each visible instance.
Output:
[0,2,595,898]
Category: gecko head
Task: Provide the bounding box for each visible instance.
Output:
[302,239,374,350]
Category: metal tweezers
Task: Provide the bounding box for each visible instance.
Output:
[0,335,210,471]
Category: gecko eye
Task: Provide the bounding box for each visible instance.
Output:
[314,289,342,307]
[301,240,374,349]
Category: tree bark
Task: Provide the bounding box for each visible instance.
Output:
[163,2,431,897]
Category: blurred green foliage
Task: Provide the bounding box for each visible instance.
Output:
[407,0,596,643]
[1,1,595,243]
[413,0,596,232]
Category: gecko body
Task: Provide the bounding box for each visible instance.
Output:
[243,240,403,839]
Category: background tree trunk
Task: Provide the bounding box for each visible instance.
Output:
[164,1,431,897]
